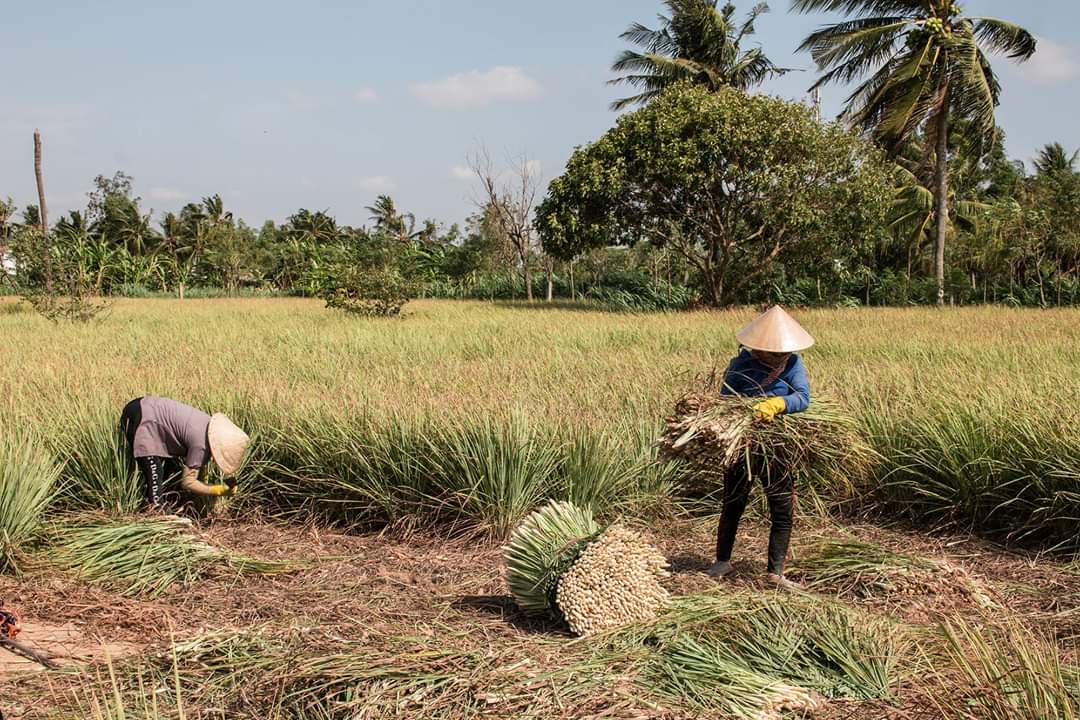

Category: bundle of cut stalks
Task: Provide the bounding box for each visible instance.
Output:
[46,516,293,597]
[794,540,996,608]
[504,500,670,636]
[658,371,874,496]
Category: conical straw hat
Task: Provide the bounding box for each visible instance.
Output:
[735,306,814,353]
[207,414,250,476]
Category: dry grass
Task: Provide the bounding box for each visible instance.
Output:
[5,517,1078,719]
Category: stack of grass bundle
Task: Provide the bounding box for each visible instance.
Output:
[794,540,996,607]
[504,500,669,636]
[658,371,875,502]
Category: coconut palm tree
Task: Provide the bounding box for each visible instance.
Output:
[366,195,417,244]
[1033,143,1079,178]
[792,0,1036,305]
[609,1,789,111]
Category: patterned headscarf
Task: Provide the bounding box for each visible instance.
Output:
[750,350,791,387]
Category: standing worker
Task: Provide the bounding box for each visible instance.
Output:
[707,306,813,588]
[119,395,250,509]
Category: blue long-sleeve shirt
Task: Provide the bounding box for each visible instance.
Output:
[720,349,811,414]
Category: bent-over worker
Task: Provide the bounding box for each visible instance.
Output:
[707,306,812,588]
[119,395,249,509]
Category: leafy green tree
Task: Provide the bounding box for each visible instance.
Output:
[86,172,134,223]
[609,1,788,110]
[0,198,16,251]
[793,0,1036,305]
[536,84,893,306]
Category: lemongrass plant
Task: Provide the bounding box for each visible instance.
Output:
[939,616,1080,720]
[0,433,61,573]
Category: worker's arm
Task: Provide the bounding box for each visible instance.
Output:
[179,466,233,496]
[781,356,811,414]
[720,353,750,396]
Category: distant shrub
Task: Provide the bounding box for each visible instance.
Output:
[323,267,414,317]
[586,281,695,312]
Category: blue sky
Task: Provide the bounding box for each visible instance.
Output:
[2,1,1077,229]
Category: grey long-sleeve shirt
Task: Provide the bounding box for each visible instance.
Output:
[131,395,212,469]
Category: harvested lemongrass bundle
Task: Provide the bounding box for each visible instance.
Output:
[504,500,669,635]
[556,525,670,636]
[793,540,996,607]
[47,516,293,597]
[619,591,904,715]
[658,370,875,497]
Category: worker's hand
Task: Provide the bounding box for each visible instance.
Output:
[209,483,235,497]
[753,397,787,422]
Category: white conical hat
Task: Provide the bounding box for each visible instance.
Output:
[207,413,249,476]
[735,306,814,353]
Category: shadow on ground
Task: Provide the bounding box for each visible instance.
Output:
[452,594,569,635]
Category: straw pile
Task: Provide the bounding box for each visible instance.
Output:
[504,500,669,636]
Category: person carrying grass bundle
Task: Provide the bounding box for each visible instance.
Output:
[707,306,812,589]
[119,396,249,510]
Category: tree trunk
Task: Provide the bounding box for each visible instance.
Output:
[933,104,950,307]
[33,129,52,292]
[522,253,533,302]
[569,260,576,301]
[544,258,553,302]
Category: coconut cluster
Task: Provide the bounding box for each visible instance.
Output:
[555,525,670,636]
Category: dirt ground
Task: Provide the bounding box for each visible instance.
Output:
[4,513,1078,719]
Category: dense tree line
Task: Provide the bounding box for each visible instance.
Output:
[2,1,1076,309]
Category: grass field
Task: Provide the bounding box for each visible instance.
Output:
[2,297,1079,542]
[3,297,1079,718]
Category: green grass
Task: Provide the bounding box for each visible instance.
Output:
[1,298,1079,546]
[0,433,61,572]
[938,616,1080,719]
[608,590,906,717]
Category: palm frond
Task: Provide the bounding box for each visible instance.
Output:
[971,17,1037,60]
[791,0,929,16]
[800,18,913,81]
[947,32,999,146]
[736,2,770,42]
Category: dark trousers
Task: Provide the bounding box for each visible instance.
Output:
[120,398,169,508]
[715,456,795,575]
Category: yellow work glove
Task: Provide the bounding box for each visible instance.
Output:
[753,396,787,422]
[180,466,236,497]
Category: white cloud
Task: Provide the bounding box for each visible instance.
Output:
[450,165,474,181]
[1020,38,1079,85]
[411,66,542,109]
[285,90,319,112]
[355,175,397,192]
[149,187,190,202]
[354,87,379,103]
